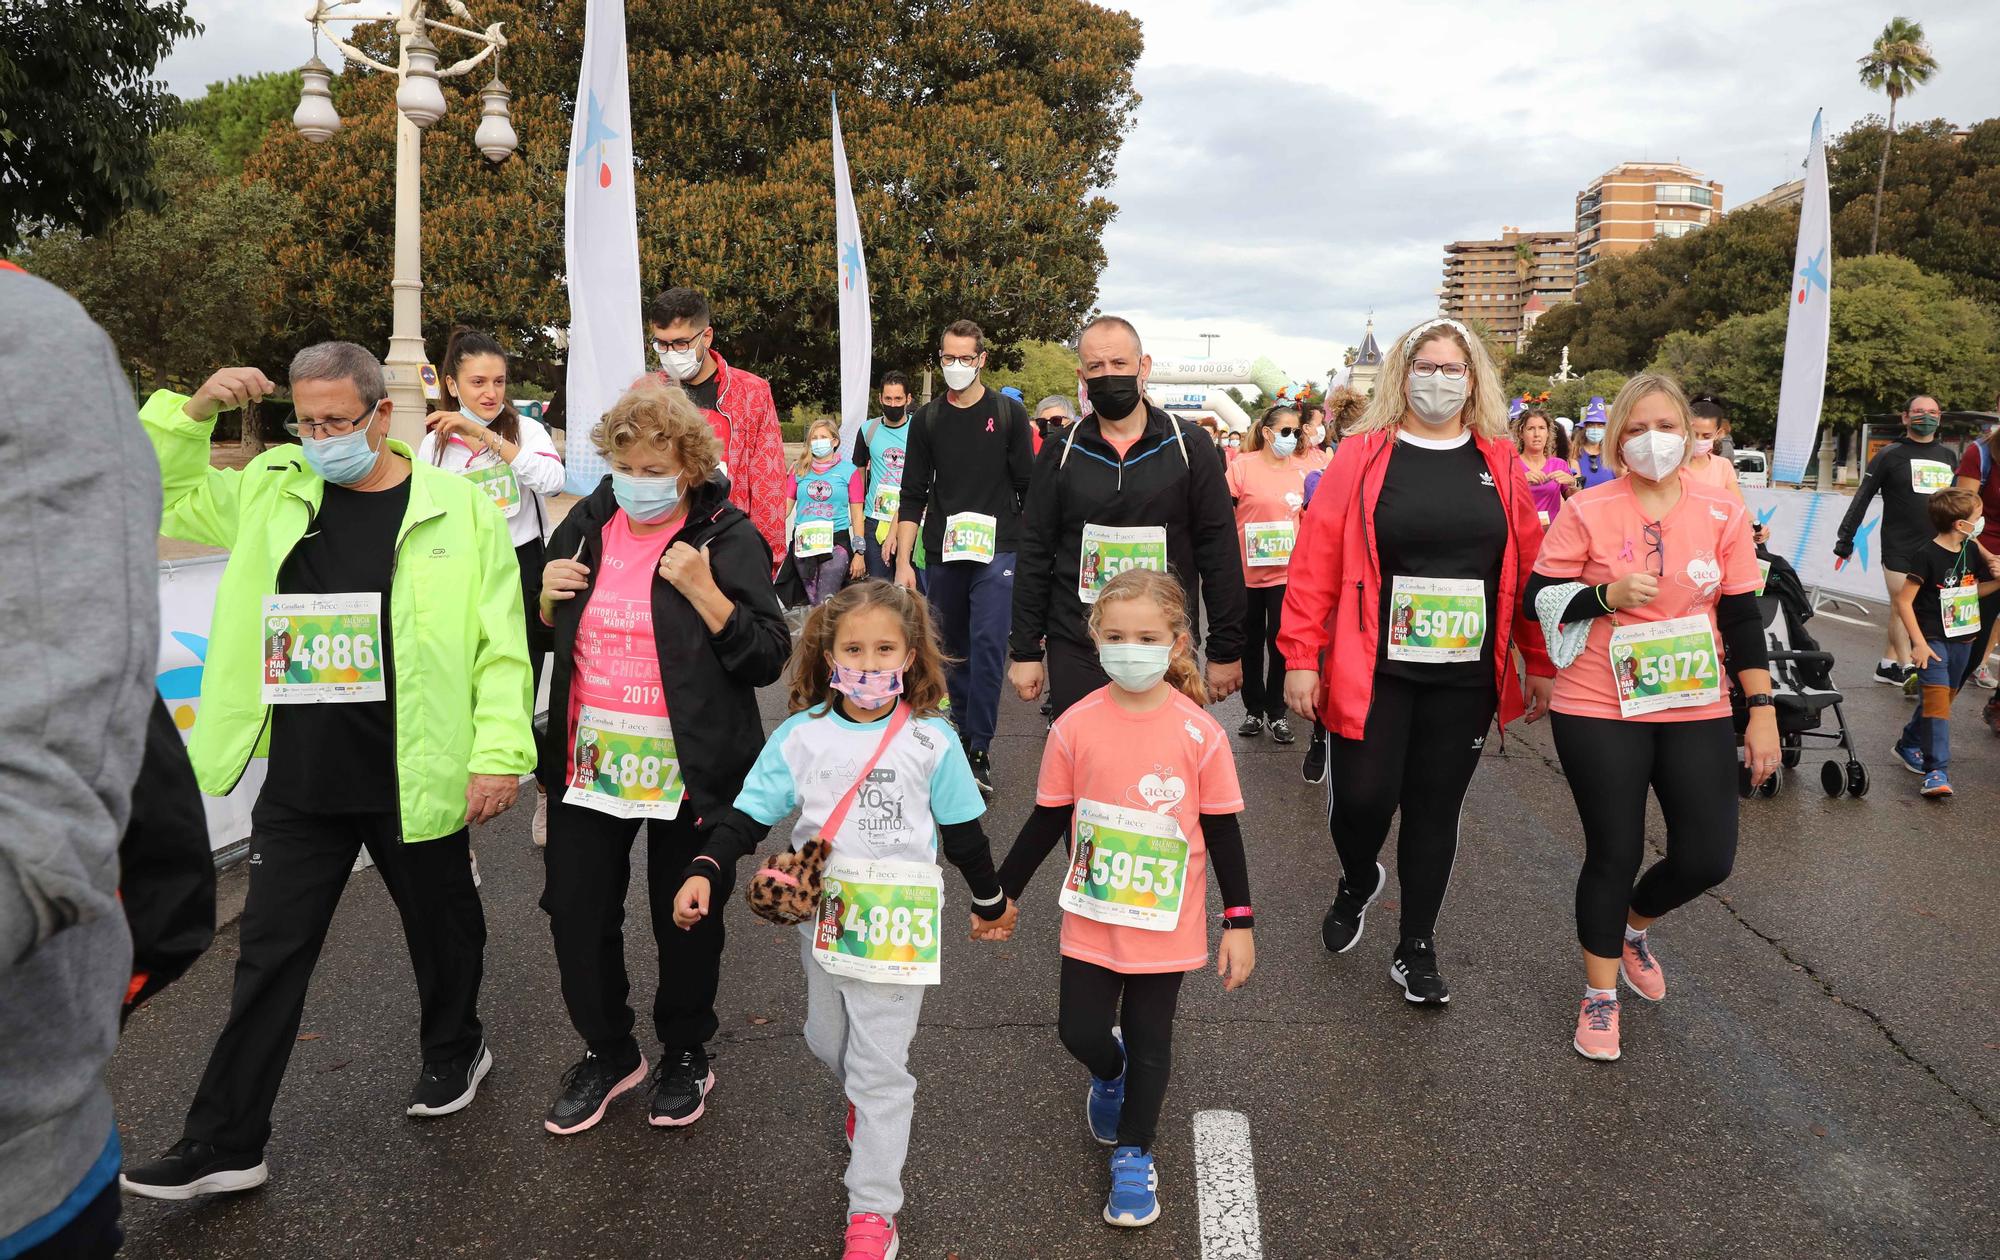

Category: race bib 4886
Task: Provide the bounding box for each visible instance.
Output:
[261,593,385,704]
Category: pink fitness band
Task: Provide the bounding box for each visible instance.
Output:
[1222,906,1254,920]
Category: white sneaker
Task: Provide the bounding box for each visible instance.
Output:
[531,790,548,847]
[1976,664,1998,690]
[469,848,481,888]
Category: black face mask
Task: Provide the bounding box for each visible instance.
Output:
[1086,374,1142,420]
[882,404,907,423]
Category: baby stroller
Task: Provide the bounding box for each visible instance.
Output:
[1730,549,1868,799]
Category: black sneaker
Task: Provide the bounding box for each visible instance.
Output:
[120,1139,268,1200]
[544,1049,648,1135]
[648,1046,716,1127]
[1320,861,1385,954]
[1390,937,1451,1006]
[968,749,996,797]
[1237,715,1264,738]
[1301,730,1329,785]
[407,1040,494,1117]
[1269,716,1297,745]
[1873,661,1909,686]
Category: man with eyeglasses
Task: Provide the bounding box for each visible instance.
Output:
[120,343,535,1201]
[1008,315,1246,717]
[1834,394,1960,686]
[894,319,1035,794]
[645,286,788,569]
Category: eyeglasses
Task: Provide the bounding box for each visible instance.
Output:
[285,405,377,440]
[1643,521,1665,578]
[938,353,981,368]
[654,331,707,355]
[1909,409,1942,420]
[1409,359,1470,381]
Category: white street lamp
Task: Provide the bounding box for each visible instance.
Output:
[293,1,512,445]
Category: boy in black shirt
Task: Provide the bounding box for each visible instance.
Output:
[1890,488,2000,797]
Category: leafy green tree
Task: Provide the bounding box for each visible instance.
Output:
[1856,16,1939,254]
[985,339,1083,411]
[177,71,303,174]
[1828,116,2000,305]
[0,0,202,249]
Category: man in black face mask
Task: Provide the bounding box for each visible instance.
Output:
[853,370,915,582]
[1835,393,1960,685]
[1008,315,1247,715]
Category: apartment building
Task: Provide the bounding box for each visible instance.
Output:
[1438,227,1577,350]
[1574,162,1724,281]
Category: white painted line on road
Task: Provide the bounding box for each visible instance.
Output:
[1193,1109,1264,1259]
[1812,609,1877,628]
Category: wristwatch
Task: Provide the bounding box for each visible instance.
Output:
[1745,693,1776,709]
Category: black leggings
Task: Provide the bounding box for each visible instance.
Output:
[1550,714,1738,959]
[1058,958,1185,1152]
[1241,583,1288,720]
[1326,673,1495,940]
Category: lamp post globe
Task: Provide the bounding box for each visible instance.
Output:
[395,31,448,128]
[292,55,341,142]
[474,76,518,163]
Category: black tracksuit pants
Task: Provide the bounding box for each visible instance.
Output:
[539,797,723,1060]
[1241,584,1288,721]
[183,800,485,1154]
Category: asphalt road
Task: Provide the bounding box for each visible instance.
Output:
[108,609,1998,1259]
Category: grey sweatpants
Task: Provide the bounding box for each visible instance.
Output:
[799,927,926,1217]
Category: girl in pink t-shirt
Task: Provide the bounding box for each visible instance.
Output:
[1225,405,1312,743]
[1525,375,1778,1066]
[997,569,1254,1231]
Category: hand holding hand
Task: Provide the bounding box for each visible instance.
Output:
[1206,659,1243,701]
[971,898,1018,941]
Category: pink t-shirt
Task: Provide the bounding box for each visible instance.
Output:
[1684,452,1741,497]
[1226,452,1311,588]
[1035,688,1245,973]
[568,511,681,775]
[1534,472,1762,722]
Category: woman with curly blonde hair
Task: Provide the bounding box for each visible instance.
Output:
[1277,318,1555,1008]
[532,379,790,1136]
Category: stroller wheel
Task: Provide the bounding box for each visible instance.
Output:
[1821,761,1845,798]
[1738,764,1754,798]
[1846,762,1870,798]
[1756,765,1782,798]
[1781,733,1802,769]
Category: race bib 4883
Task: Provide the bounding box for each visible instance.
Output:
[813,855,944,985]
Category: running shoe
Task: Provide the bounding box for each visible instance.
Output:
[120,1139,268,1200]
[1975,664,1998,690]
[1573,994,1622,1062]
[468,847,481,888]
[1301,730,1329,785]
[1236,715,1264,738]
[1920,770,1953,798]
[1087,1028,1126,1145]
[1892,741,1925,775]
[1389,936,1450,1005]
[531,789,548,847]
[1320,861,1386,954]
[1620,934,1666,1002]
[842,1212,899,1259]
[544,1049,647,1135]
[649,1046,715,1126]
[407,1040,493,1116]
[968,749,996,797]
[1269,716,1297,745]
[1873,661,1910,686]
[1103,1146,1160,1228]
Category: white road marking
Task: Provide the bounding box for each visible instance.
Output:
[1193,1109,1264,1259]
[1811,609,1876,628]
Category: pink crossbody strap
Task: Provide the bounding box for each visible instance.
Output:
[816,703,912,845]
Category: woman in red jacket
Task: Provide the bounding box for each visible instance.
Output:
[1279,318,1554,1006]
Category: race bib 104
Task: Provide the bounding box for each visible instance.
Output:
[941,511,997,564]
[1079,523,1168,604]
[1058,798,1189,933]
[1243,520,1295,568]
[794,519,836,558]
[1911,460,1954,494]
[1609,614,1721,717]
[565,706,686,819]
[813,855,943,985]
[1385,576,1487,664]
[1941,582,1980,638]
[261,593,385,704]
[462,460,521,518]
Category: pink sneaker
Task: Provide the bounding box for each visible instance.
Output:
[1620,934,1666,1002]
[1573,994,1621,1062]
[842,1212,899,1260]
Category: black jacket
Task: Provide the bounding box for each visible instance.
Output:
[120,694,216,1021]
[537,475,791,825]
[1010,403,1247,663]
[1836,436,1960,567]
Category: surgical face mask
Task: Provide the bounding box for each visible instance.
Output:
[1621,430,1686,482]
[810,437,835,459]
[1691,437,1716,458]
[303,426,380,486]
[829,662,906,708]
[612,471,682,522]
[1406,372,1469,427]
[1271,432,1299,458]
[458,405,491,427]
[1583,425,1605,445]
[941,360,979,391]
[1098,642,1172,692]
[659,337,706,382]
[1909,415,1941,438]
[1962,517,1986,539]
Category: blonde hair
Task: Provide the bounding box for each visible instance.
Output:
[1087,569,1208,704]
[795,417,842,475]
[787,580,951,718]
[591,380,720,484]
[1603,373,1694,475]
[1350,318,1508,441]
[1241,404,1299,456]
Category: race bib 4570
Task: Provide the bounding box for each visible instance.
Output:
[261,593,385,704]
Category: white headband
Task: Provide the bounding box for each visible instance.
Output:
[1402,317,1474,351]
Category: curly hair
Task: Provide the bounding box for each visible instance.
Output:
[591,380,720,484]
[1324,386,1368,437]
[787,580,951,717]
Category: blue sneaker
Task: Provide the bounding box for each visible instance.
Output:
[1892,741,1925,775]
[1921,770,1953,798]
[1086,1028,1125,1145]
[1103,1146,1160,1228]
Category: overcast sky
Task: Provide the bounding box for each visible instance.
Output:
[159,0,1997,384]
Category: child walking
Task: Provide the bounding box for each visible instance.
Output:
[1890,487,2000,797]
[674,580,1015,1260]
[789,417,867,605]
[997,568,1255,1229]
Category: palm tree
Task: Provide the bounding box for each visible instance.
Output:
[1856,16,1939,254]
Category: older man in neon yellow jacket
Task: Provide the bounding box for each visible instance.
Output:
[121,342,534,1202]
